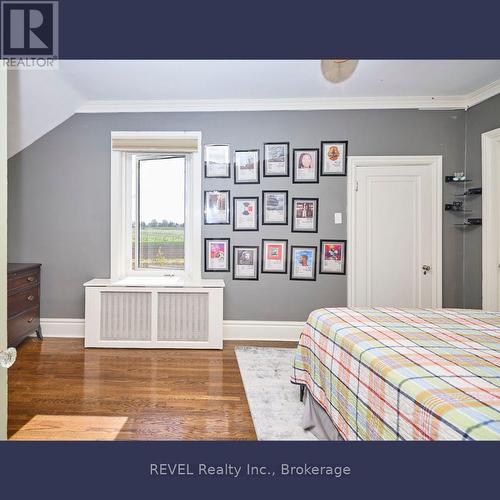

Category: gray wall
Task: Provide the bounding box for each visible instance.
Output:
[463,93,500,308]
[8,109,466,321]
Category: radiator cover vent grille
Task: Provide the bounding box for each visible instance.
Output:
[157,292,209,341]
[100,291,152,340]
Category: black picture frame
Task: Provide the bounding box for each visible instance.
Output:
[233,246,259,280]
[292,148,319,183]
[263,142,290,177]
[291,198,319,233]
[204,238,231,272]
[261,239,288,274]
[320,141,348,176]
[204,144,231,178]
[290,246,317,281]
[204,190,230,225]
[262,190,288,226]
[233,196,259,231]
[234,149,260,184]
[319,239,347,275]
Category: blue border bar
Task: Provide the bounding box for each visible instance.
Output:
[0,441,498,498]
[1,0,497,59]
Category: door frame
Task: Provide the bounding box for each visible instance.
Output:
[481,127,500,310]
[347,155,443,308]
[0,66,7,440]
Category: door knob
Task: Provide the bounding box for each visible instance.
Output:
[422,265,431,275]
[0,347,17,368]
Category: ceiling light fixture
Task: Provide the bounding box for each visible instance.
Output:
[321,59,359,84]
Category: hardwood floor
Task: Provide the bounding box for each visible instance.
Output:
[8,338,296,440]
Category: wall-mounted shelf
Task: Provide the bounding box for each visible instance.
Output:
[445,201,471,213]
[445,176,471,183]
[454,218,482,227]
[455,187,482,197]
[445,207,472,214]
[446,177,481,228]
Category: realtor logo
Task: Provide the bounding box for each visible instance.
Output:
[1,1,58,62]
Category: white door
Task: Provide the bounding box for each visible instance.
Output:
[482,128,500,311]
[0,66,7,440]
[349,156,442,308]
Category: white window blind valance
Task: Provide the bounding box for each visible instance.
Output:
[111,135,198,152]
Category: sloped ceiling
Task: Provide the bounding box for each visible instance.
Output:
[7,68,85,158]
[7,60,500,158]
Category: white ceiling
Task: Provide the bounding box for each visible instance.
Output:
[60,60,500,100]
[8,60,500,157]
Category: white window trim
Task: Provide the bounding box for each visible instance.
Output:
[110,131,202,281]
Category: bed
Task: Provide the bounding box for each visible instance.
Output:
[291,307,500,440]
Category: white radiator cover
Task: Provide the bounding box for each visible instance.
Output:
[100,291,152,341]
[84,280,224,349]
[157,292,208,341]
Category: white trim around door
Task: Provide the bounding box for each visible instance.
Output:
[0,66,7,440]
[482,127,500,311]
[347,155,443,308]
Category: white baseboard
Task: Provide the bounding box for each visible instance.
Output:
[223,320,303,341]
[39,318,85,338]
[39,318,304,342]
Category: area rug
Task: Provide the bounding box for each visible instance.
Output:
[235,346,317,441]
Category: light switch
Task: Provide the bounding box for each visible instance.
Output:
[334,212,343,224]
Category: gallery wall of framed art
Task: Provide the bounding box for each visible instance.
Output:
[201,138,347,284]
[195,107,379,323]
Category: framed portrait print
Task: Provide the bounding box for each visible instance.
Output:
[292,198,319,232]
[321,141,347,176]
[262,190,288,225]
[261,239,288,274]
[320,239,346,275]
[205,238,230,272]
[263,142,289,177]
[290,246,317,280]
[233,196,258,231]
[204,144,231,178]
[204,190,230,225]
[234,149,260,184]
[233,246,259,280]
[293,148,319,183]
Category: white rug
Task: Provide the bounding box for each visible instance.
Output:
[235,346,317,441]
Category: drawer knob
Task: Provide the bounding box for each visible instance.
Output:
[27,317,33,323]
[27,295,35,301]
[27,276,35,282]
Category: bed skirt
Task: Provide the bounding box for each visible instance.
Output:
[302,388,343,441]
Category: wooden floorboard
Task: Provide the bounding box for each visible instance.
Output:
[8,338,297,441]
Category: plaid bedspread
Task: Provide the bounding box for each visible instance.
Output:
[291,308,500,440]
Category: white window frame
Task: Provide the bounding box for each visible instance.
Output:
[110,131,202,281]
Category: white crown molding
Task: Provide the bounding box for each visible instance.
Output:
[38,318,304,342]
[464,78,500,109]
[73,78,500,114]
[76,95,469,113]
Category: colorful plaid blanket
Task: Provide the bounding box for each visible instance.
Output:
[291,308,500,440]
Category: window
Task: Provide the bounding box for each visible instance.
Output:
[132,155,186,271]
[111,132,202,281]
